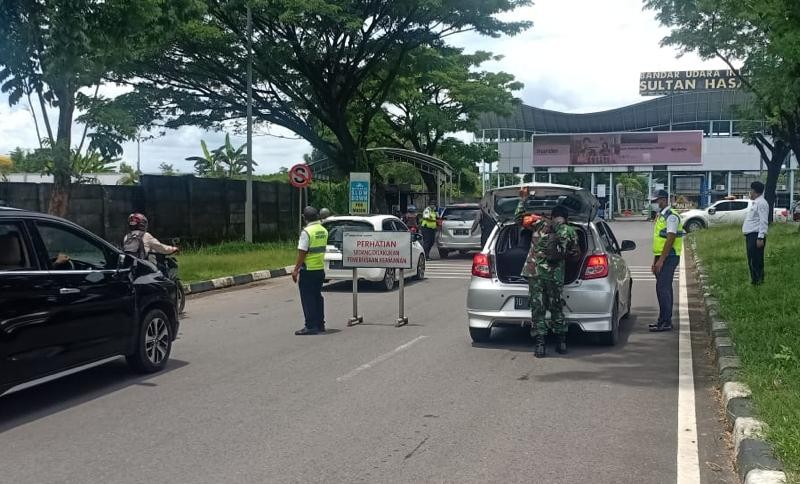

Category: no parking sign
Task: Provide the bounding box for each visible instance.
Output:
[289,164,313,188]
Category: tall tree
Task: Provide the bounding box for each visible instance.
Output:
[645,0,800,218]
[121,0,531,179]
[0,0,203,215]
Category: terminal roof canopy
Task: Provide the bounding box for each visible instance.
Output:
[476,91,756,138]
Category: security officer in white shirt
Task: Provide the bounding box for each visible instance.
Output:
[742,181,769,285]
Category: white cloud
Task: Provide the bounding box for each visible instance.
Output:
[1,0,735,171]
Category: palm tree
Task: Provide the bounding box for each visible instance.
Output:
[186,140,223,177]
[212,134,254,177]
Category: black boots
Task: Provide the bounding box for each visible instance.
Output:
[556,334,568,354]
[534,335,546,358]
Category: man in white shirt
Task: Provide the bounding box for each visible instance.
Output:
[742,181,769,285]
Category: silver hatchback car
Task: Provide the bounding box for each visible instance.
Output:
[467,183,635,345]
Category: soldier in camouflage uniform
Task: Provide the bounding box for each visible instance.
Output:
[516,186,579,358]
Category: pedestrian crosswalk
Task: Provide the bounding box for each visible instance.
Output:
[423,261,680,283]
[629,265,680,282]
[425,260,473,280]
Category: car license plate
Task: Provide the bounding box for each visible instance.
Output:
[514,296,529,309]
[453,229,469,236]
[329,260,343,269]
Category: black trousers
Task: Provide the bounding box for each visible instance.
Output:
[745,232,766,284]
[655,255,680,325]
[421,227,436,258]
[298,269,325,330]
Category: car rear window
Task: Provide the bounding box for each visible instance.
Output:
[442,208,478,221]
[323,220,373,247]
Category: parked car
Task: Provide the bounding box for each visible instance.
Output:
[467,183,635,345]
[0,207,180,398]
[680,199,789,232]
[437,203,482,258]
[322,215,426,291]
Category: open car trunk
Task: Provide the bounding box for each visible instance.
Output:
[493,223,589,285]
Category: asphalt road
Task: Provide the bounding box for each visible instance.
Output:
[0,222,736,483]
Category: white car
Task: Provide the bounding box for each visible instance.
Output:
[681,199,788,232]
[322,215,426,291]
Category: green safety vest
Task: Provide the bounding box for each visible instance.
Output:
[420,208,437,229]
[653,208,685,256]
[303,221,328,271]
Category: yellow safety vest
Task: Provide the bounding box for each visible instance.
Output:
[653,208,684,256]
[420,208,437,229]
[303,221,328,271]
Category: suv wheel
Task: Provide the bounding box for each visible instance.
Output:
[414,256,426,280]
[381,268,396,291]
[599,296,620,346]
[127,309,173,373]
[684,219,704,232]
[469,327,491,343]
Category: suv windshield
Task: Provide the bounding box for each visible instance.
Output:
[442,208,478,221]
[323,220,373,248]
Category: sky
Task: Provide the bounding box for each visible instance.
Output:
[0,0,731,176]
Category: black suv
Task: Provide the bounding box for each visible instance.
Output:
[0,207,179,397]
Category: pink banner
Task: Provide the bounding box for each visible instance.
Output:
[532,131,703,167]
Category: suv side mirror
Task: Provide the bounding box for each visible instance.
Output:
[708,208,716,215]
[412,233,423,243]
[620,240,636,252]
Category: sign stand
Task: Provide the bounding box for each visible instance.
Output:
[348,268,364,326]
[396,268,408,327]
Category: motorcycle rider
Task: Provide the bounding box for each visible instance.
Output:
[123,213,179,262]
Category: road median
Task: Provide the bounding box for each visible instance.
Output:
[690,224,798,483]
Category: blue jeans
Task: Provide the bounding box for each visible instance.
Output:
[655,255,679,325]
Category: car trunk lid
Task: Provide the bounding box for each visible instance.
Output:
[483,183,598,225]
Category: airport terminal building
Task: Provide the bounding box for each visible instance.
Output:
[478,71,796,212]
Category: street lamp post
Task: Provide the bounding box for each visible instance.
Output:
[245,4,254,243]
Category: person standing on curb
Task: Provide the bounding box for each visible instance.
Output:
[420,205,438,259]
[742,181,769,285]
[292,206,328,335]
[649,190,684,332]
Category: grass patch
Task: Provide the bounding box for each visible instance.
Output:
[177,241,296,283]
[694,224,800,475]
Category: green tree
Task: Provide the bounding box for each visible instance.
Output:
[159,163,177,176]
[0,0,203,215]
[212,134,251,177]
[645,0,800,221]
[186,140,223,177]
[117,162,139,186]
[121,0,531,181]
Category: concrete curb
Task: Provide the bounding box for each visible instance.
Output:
[183,265,294,295]
[687,239,787,484]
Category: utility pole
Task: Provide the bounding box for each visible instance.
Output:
[244,4,254,243]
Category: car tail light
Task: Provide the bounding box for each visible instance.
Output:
[472,253,492,278]
[583,254,609,280]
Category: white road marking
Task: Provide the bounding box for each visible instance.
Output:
[677,255,701,484]
[336,335,428,382]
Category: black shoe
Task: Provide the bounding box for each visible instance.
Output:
[319,323,327,333]
[534,335,546,358]
[556,335,568,355]
[295,327,319,335]
[648,321,661,329]
[649,323,673,332]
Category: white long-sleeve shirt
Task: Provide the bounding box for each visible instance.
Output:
[742,196,769,239]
